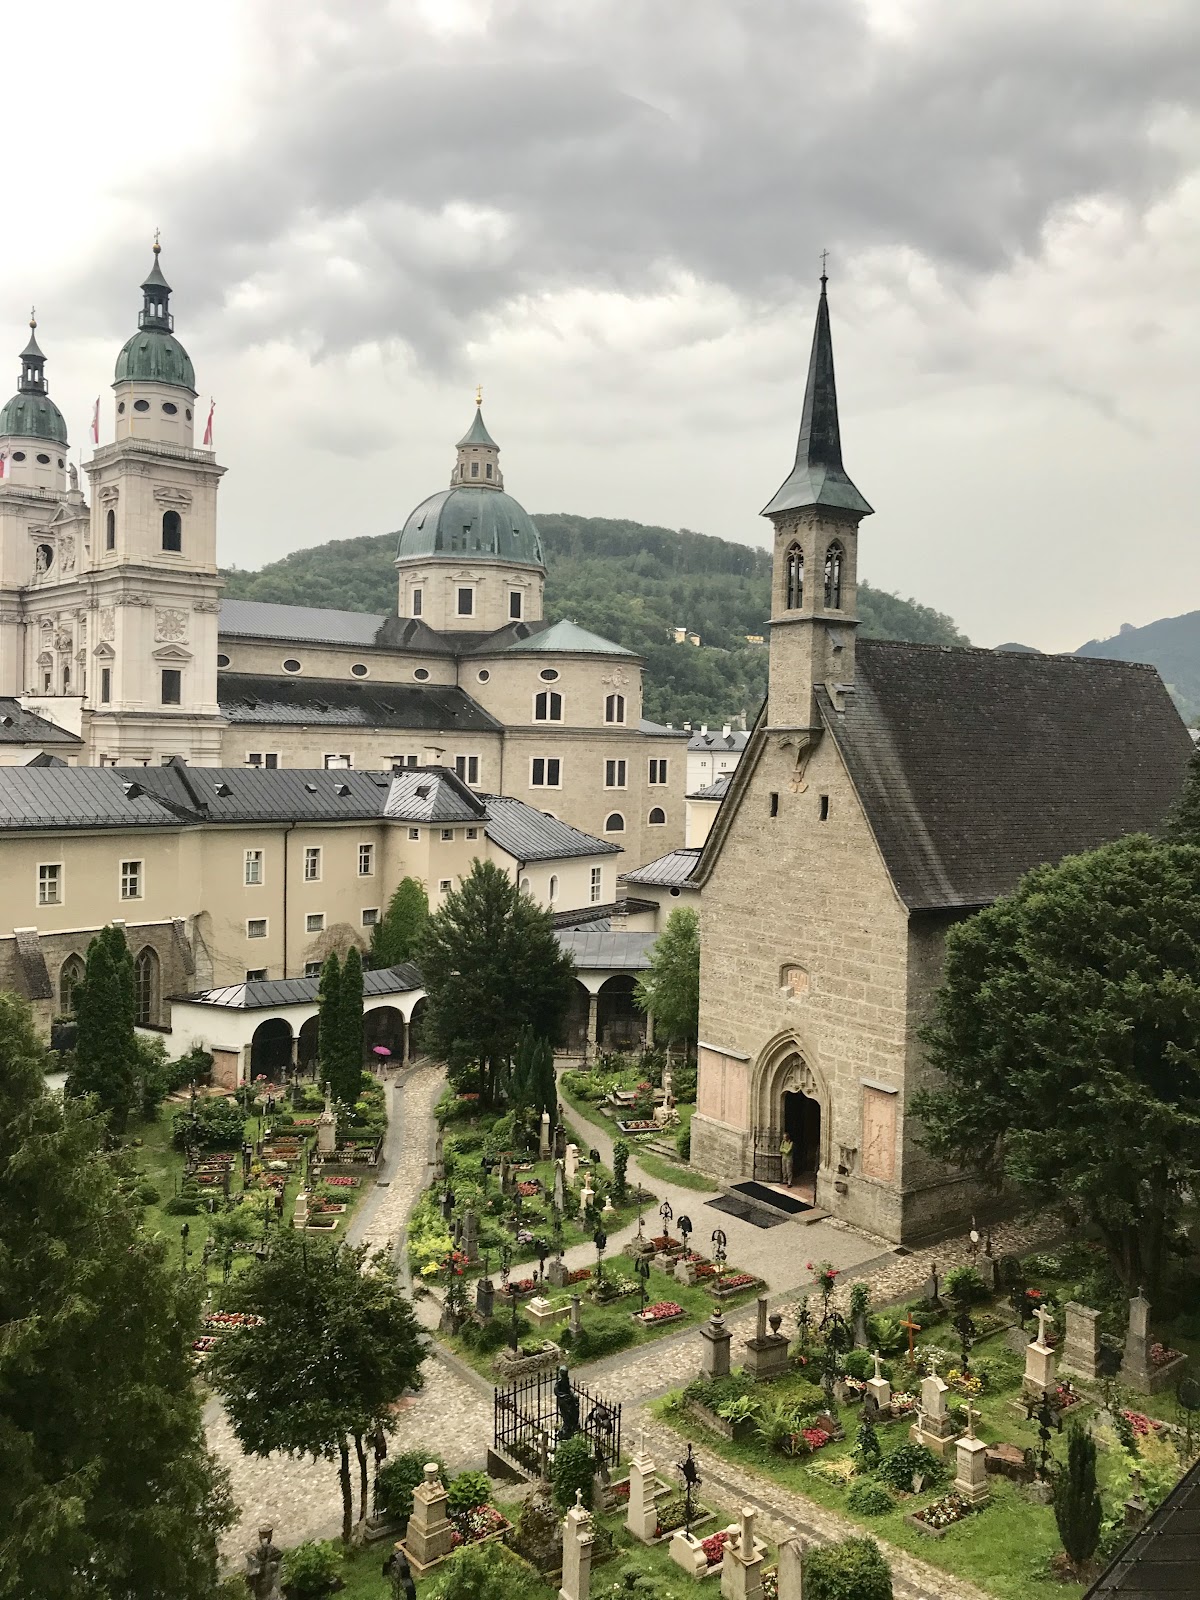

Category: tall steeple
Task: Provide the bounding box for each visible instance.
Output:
[452,388,503,489]
[763,272,873,729]
[138,236,174,332]
[18,311,48,394]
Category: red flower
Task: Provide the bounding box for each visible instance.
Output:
[701,1531,731,1566]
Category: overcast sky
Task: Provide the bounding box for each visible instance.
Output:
[5,0,1198,649]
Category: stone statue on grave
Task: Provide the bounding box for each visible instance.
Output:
[554,1364,581,1440]
[244,1523,283,1599]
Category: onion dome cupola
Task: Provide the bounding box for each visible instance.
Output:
[113,241,196,393]
[0,313,68,447]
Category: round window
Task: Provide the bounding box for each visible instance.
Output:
[185,408,192,421]
[477,669,490,683]
[414,668,430,682]
[217,653,230,668]
[57,457,64,468]
[539,668,559,682]
[133,399,150,412]
[351,663,368,678]
[283,658,302,673]
[36,453,50,464]
[162,402,178,415]
[11,451,25,461]
[669,886,682,898]
[117,402,126,414]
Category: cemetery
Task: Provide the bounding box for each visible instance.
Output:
[559,1051,710,1191]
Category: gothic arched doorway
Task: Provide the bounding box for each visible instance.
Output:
[782,1088,821,1200]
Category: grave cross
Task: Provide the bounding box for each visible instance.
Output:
[1033,1304,1054,1348]
[872,1349,885,1381]
[899,1312,922,1363]
[927,1353,940,1380]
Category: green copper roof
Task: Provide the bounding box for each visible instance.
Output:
[762,277,873,519]
[0,391,67,445]
[505,619,636,657]
[114,328,196,390]
[457,406,498,449]
[396,486,544,566]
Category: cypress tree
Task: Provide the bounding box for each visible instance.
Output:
[317,952,342,1095]
[337,947,365,1107]
[67,926,138,1132]
[1054,1425,1102,1576]
[370,877,429,968]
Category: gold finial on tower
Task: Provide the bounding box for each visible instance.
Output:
[29,306,36,329]
[153,227,161,254]
[475,384,483,407]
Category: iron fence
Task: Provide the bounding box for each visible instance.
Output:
[494,1368,622,1475]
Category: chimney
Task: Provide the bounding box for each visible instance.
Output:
[722,723,731,738]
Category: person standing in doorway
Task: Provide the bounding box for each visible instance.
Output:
[780,1134,794,1187]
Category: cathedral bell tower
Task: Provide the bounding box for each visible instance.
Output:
[763,274,872,730]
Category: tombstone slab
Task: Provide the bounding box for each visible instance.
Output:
[1120,1292,1153,1390]
[669,1530,710,1579]
[1060,1302,1101,1382]
[866,1350,892,1412]
[558,1493,595,1600]
[526,1295,566,1333]
[721,1506,767,1600]
[401,1465,454,1573]
[461,1208,479,1266]
[674,1258,698,1287]
[909,1369,959,1457]
[701,1310,732,1380]
[1023,1338,1057,1402]
[744,1293,790,1383]
[565,1144,580,1185]
[954,1432,990,1506]
[625,1441,659,1544]
[540,1110,552,1159]
[547,1256,570,1289]
[776,1533,805,1600]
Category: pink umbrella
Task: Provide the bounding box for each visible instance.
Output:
[372,1046,392,1058]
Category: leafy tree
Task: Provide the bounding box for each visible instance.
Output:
[1054,1425,1103,1576]
[419,860,576,1106]
[428,1542,531,1600]
[317,951,342,1095]
[66,923,138,1132]
[612,1138,630,1202]
[635,908,700,1054]
[803,1536,893,1600]
[208,1231,425,1542]
[0,992,233,1598]
[1165,744,1200,845]
[912,835,1200,1295]
[337,945,365,1106]
[371,876,430,967]
[551,1433,594,1510]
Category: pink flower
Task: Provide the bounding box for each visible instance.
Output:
[701,1531,731,1566]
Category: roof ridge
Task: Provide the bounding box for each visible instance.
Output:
[857,638,1159,671]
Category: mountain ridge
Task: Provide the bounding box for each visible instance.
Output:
[1076,609,1200,724]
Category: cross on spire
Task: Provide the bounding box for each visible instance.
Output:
[819,248,829,280]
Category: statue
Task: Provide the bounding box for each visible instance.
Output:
[68,461,79,492]
[244,1523,283,1599]
[554,1364,580,1440]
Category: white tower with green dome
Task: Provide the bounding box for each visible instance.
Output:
[79,242,227,765]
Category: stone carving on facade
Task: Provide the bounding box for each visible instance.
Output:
[781,964,809,1000]
[54,629,73,654]
[68,462,79,492]
[123,594,153,607]
[192,600,221,613]
[153,485,193,509]
[60,535,75,572]
[34,544,54,575]
[154,608,189,643]
[780,1055,817,1098]
[99,608,116,640]
[861,1088,897,1182]
[99,485,119,506]
[602,667,630,688]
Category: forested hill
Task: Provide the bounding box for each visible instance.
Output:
[223,513,969,727]
[1077,611,1200,725]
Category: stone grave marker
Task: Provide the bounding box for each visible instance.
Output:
[1061,1302,1100,1382]
[866,1349,892,1412]
[559,1490,594,1600]
[909,1358,959,1457]
[565,1144,580,1185]
[701,1309,732,1379]
[626,1433,659,1544]
[540,1110,552,1158]
[953,1404,990,1505]
[461,1208,479,1265]
[553,1159,566,1212]
[401,1464,454,1574]
[1023,1306,1057,1400]
[1120,1291,1153,1390]
[720,1506,766,1600]
[744,1294,789,1382]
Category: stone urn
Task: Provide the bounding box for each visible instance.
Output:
[769,1312,784,1337]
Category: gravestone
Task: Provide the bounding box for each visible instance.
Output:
[402,1465,454,1573]
[1061,1302,1101,1382]
[244,1524,283,1600]
[626,1434,659,1543]
[675,1257,698,1287]
[499,1155,512,1195]
[526,1295,564,1334]
[553,1160,566,1212]
[292,1189,309,1230]
[909,1361,959,1457]
[578,1180,595,1221]
[922,1262,941,1307]
[565,1144,580,1185]
[559,1490,595,1600]
[953,1405,990,1505]
[461,1208,479,1265]
[865,1349,892,1412]
[1023,1306,1057,1401]
[569,1294,583,1336]
[720,1507,766,1600]
[547,1255,570,1289]
[316,1091,337,1157]
[555,1123,567,1160]
[852,1307,870,1349]
[540,1111,552,1159]
[476,1275,494,1319]
[776,1533,805,1600]
[1120,1292,1153,1391]
[701,1309,733,1380]
[743,1294,789,1382]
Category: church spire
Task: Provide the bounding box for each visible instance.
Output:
[18,310,47,395]
[138,235,174,333]
[761,272,872,519]
[452,391,503,489]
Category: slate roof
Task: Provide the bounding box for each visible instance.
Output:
[218,673,502,733]
[383,768,487,824]
[0,698,82,746]
[551,897,660,929]
[621,847,702,888]
[687,775,731,802]
[687,729,749,753]
[1083,1455,1200,1597]
[640,718,687,740]
[125,763,397,823]
[0,764,185,829]
[820,640,1193,912]
[504,619,637,657]
[220,599,386,646]
[555,929,658,969]
[481,792,622,862]
[180,963,423,1010]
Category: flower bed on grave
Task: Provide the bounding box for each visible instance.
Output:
[654,1493,715,1539]
[204,1311,265,1332]
[192,1335,217,1355]
[908,1491,975,1537]
[1052,1382,1084,1413]
[783,1421,837,1456]
[516,1181,541,1197]
[566,1267,593,1285]
[634,1300,686,1326]
[709,1272,761,1298]
[615,1119,658,1134]
[1122,1408,1165,1438]
[322,1174,359,1188]
[1151,1341,1185,1368]
[449,1504,512,1550]
[701,1530,731,1567]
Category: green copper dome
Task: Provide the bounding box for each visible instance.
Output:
[0,390,67,445]
[396,487,544,567]
[114,328,196,390]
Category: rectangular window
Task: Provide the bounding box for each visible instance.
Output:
[323,754,352,769]
[819,793,830,821]
[244,849,264,886]
[465,827,478,840]
[305,912,325,933]
[361,907,380,927]
[605,758,627,788]
[391,754,419,769]
[358,843,374,876]
[509,590,523,620]
[408,827,420,841]
[454,754,480,786]
[649,758,668,785]
[161,668,181,706]
[247,918,268,939]
[470,460,479,477]
[120,859,142,900]
[247,968,268,982]
[605,692,626,725]
[100,667,112,704]
[411,588,423,618]
[304,847,322,882]
[438,879,452,893]
[590,866,602,904]
[531,756,561,788]
[456,587,474,617]
[440,828,454,842]
[37,862,62,906]
[246,752,280,769]
[304,961,322,977]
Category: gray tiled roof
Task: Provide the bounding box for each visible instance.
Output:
[218,673,502,733]
[639,718,688,740]
[482,793,621,862]
[1083,1455,1200,1597]
[220,599,387,646]
[822,640,1193,912]
[555,929,658,970]
[620,847,702,887]
[687,729,748,752]
[180,963,423,1010]
[130,763,397,823]
[383,768,487,824]
[687,775,731,801]
[0,764,184,829]
[550,897,659,929]
[0,699,82,746]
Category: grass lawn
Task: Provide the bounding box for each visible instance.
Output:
[560,1081,712,1192]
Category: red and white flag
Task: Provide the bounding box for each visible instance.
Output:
[202,399,214,447]
[0,453,6,479]
[90,398,99,444]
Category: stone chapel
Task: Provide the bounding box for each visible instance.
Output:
[690,275,1193,1243]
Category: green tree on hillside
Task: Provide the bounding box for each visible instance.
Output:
[912,834,1200,1295]
[66,923,138,1132]
[0,992,233,1598]
[338,946,365,1105]
[418,860,576,1107]
[636,908,700,1055]
[370,876,429,967]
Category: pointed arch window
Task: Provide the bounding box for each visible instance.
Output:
[604,693,626,725]
[134,945,160,1026]
[824,541,844,610]
[785,543,804,609]
[58,954,85,1016]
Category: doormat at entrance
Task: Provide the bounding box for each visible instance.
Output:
[731,1182,811,1216]
[705,1195,788,1229]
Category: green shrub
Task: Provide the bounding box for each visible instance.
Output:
[876,1443,943,1492]
[462,1316,511,1354]
[843,1349,876,1381]
[754,1397,802,1453]
[171,1094,245,1150]
[803,1536,892,1600]
[573,1312,635,1361]
[846,1480,894,1516]
[447,1470,492,1517]
[944,1266,988,1305]
[866,1313,906,1356]
[374,1450,447,1522]
[137,1181,161,1205]
[675,1123,691,1161]
[612,1139,630,1200]
[164,1194,200,1215]
[552,1434,594,1510]
[670,1060,697,1101]
[683,1373,755,1411]
[427,1541,530,1600]
[279,1539,342,1597]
